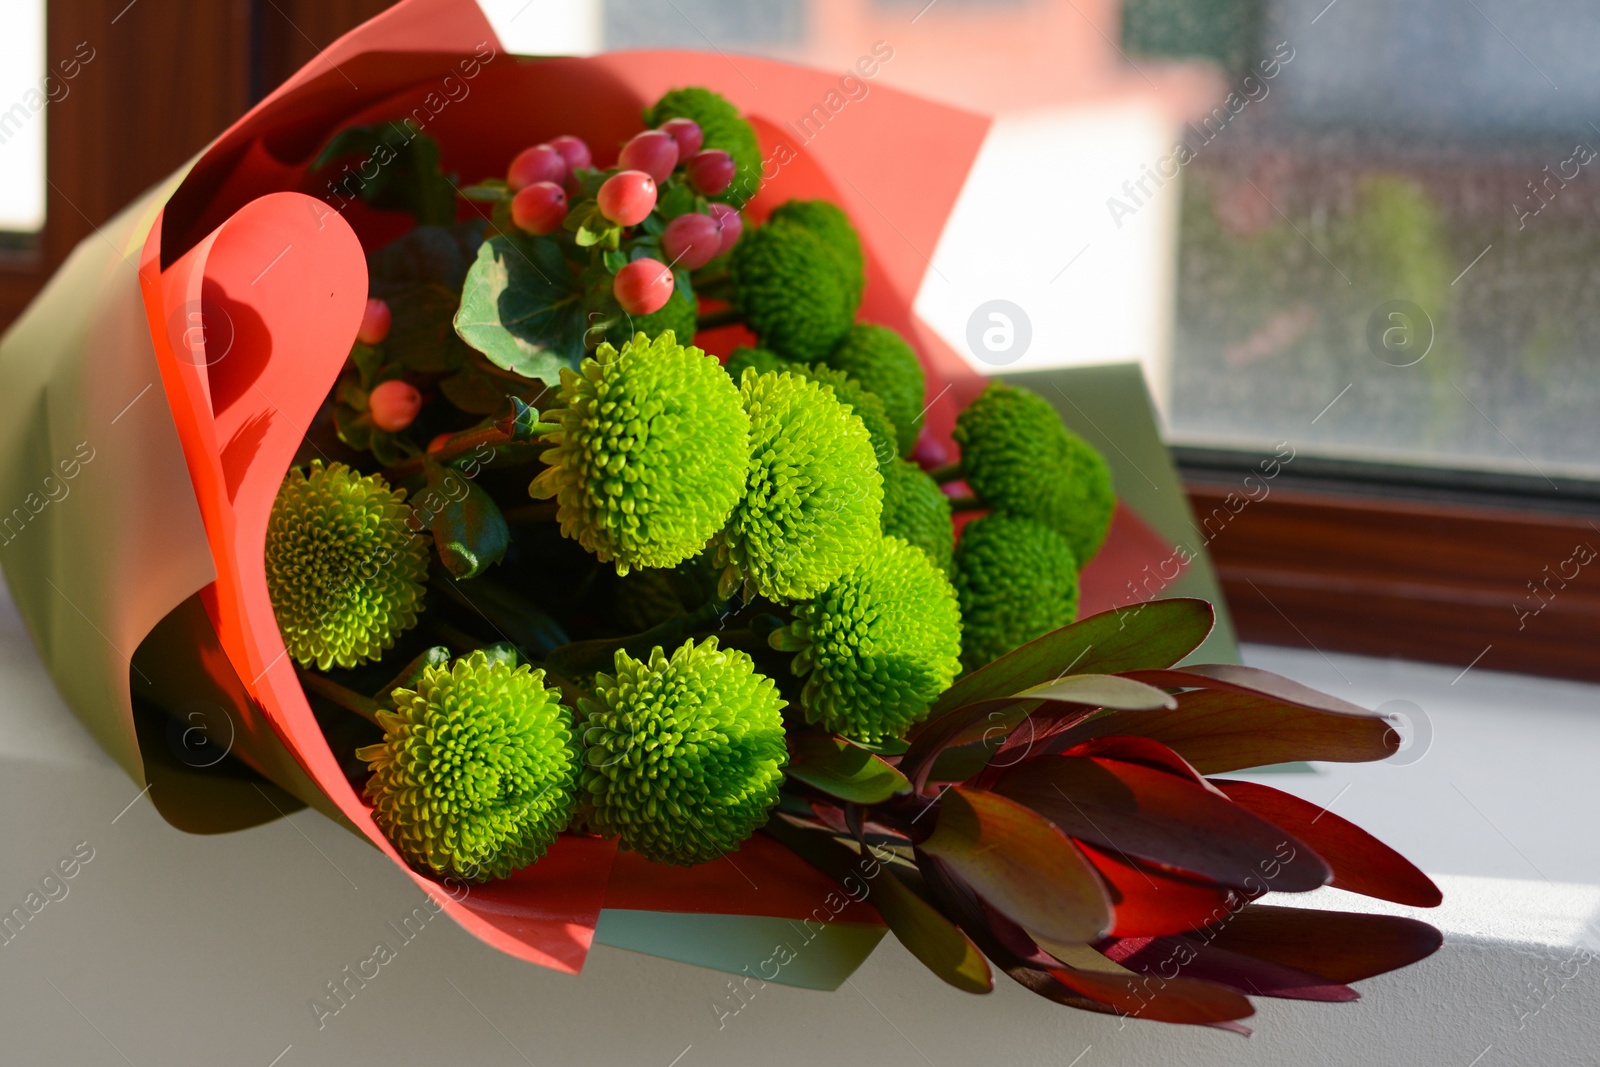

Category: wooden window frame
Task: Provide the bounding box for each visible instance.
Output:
[1182,447,1600,682]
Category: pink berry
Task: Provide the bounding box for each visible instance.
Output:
[706,202,743,255]
[369,379,422,432]
[510,181,568,235]
[597,170,657,226]
[659,117,704,159]
[428,432,454,453]
[614,258,675,316]
[685,150,735,196]
[661,212,722,271]
[547,134,592,172]
[618,130,679,183]
[507,144,567,191]
[357,298,391,345]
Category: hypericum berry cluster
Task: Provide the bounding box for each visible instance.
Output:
[502,111,746,321]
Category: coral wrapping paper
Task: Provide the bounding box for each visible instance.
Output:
[0,0,1189,981]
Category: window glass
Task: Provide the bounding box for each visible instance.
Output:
[0,1,47,235]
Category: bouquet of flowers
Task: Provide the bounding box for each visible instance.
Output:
[0,0,1439,1033]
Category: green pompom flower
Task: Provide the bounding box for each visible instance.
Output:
[823,324,925,457]
[720,370,883,601]
[774,535,962,743]
[800,363,899,474]
[579,638,787,865]
[531,331,749,575]
[646,87,762,206]
[617,286,698,349]
[952,381,1114,563]
[881,459,953,573]
[359,651,579,882]
[768,199,865,304]
[724,345,790,379]
[952,513,1079,672]
[731,222,857,363]
[266,461,428,671]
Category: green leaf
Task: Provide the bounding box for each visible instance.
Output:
[439,363,513,415]
[453,234,585,384]
[415,459,510,579]
[372,646,452,708]
[764,818,992,994]
[432,575,571,659]
[655,180,696,220]
[312,122,456,226]
[368,222,486,373]
[333,405,373,451]
[461,180,512,202]
[925,599,1214,724]
[920,786,1113,946]
[602,249,628,274]
[480,642,520,668]
[349,343,384,389]
[787,734,911,804]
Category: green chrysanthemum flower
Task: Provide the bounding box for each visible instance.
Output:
[952,513,1079,672]
[823,324,925,456]
[579,638,787,865]
[774,535,962,743]
[768,199,865,304]
[952,381,1115,563]
[358,651,579,882]
[266,461,428,671]
[800,363,899,474]
[617,286,698,348]
[731,222,857,363]
[720,370,883,601]
[646,87,762,206]
[531,331,749,574]
[881,459,954,573]
[724,345,790,380]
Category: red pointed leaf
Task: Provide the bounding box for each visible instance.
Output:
[905,675,1176,789]
[1102,934,1359,1002]
[1056,735,1214,786]
[1123,664,1376,717]
[994,755,1332,892]
[1198,904,1444,983]
[922,786,1114,945]
[1042,952,1256,1025]
[1078,841,1241,938]
[1212,779,1442,907]
[765,816,993,993]
[1048,688,1397,773]
[926,599,1214,721]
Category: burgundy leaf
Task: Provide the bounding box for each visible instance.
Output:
[1077,841,1241,938]
[994,754,1333,892]
[1212,779,1442,907]
[1197,904,1444,984]
[921,786,1114,945]
[1102,934,1359,1002]
[1045,688,1397,773]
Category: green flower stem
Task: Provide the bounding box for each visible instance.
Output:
[927,462,964,484]
[296,667,383,726]
[501,502,560,525]
[946,495,984,512]
[697,306,743,331]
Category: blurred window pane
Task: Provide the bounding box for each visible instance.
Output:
[580,0,1600,482]
[0,0,46,236]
